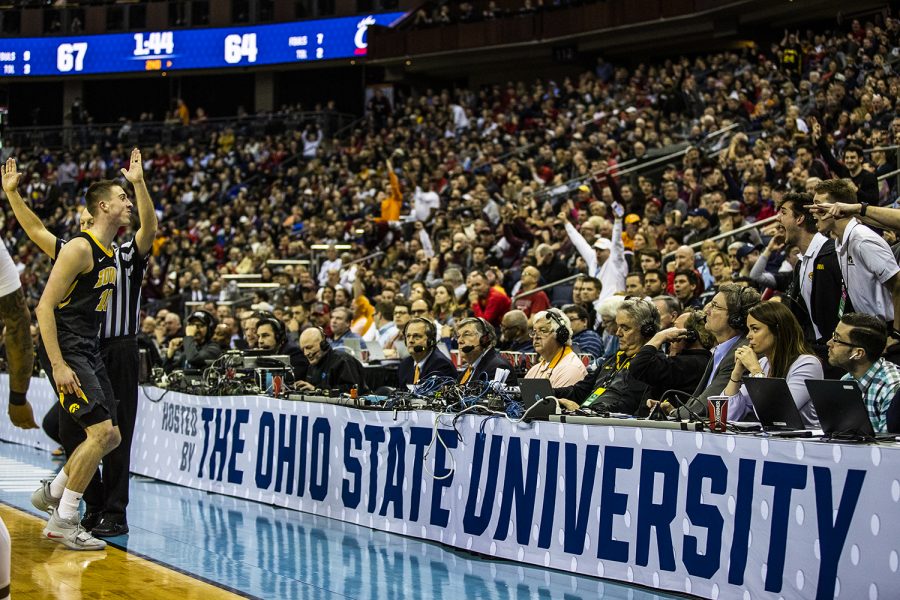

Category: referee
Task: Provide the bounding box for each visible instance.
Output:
[3,151,157,537]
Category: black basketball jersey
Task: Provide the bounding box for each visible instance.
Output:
[55,231,117,339]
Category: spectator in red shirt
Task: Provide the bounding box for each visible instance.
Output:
[467,270,511,327]
[513,266,550,317]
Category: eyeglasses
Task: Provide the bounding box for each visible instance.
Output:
[830,332,859,348]
[455,330,478,341]
[530,327,553,337]
[706,300,728,312]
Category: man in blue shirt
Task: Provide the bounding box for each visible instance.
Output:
[563,304,603,360]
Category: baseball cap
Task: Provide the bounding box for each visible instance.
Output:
[624,214,641,224]
[736,244,759,260]
[593,237,613,251]
[723,201,742,214]
[311,302,330,315]
[687,208,711,220]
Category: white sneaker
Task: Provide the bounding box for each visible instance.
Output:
[43,509,107,551]
[31,479,59,514]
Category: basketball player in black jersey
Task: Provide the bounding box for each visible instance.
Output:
[32,172,134,550]
[5,151,156,538]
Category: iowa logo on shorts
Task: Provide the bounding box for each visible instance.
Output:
[60,389,88,414]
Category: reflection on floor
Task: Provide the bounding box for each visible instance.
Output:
[1,440,680,600]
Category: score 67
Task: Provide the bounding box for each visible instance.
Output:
[57,42,88,72]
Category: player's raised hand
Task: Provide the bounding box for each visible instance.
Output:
[1,157,22,195]
[120,147,144,184]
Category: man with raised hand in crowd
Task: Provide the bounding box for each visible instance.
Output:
[561,199,627,301]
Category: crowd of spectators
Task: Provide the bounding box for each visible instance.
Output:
[3,11,900,431]
[410,0,604,28]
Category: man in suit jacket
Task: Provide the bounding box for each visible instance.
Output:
[398,317,458,387]
[668,284,760,420]
[455,317,517,386]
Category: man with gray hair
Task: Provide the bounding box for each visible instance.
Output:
[555,298,662,415]
[524,309,586,387]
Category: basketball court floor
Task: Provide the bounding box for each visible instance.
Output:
[1,440,679,599]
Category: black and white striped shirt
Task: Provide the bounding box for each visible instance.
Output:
[101,238,149,339]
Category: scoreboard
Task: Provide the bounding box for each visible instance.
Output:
[0,12,405,77]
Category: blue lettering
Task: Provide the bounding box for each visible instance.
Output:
[597,445,632,562]
[683,453,726,578]
[226,409,249,485]
[342,423,363,508]
[728,458,757,585]
[463,433,502,535]
[255,412,276,490]
[308,418,330,501]
[379,427,406,518]
[429,428,457,527]
[537,441,560,549]
[814,467,866,600]
[407,427,431,522]
[210,408,232,481]
[636,449,678,570]
[761,461,808,593]
[494,438,541,545]
[197,407,214,478]
[363,425,386,513]
[563,442,599,555]
[274,414,298,494]
[296,416,309,497]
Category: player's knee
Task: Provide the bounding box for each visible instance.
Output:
[106,428,122,451]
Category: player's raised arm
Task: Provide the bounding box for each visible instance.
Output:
[1,157,59,258]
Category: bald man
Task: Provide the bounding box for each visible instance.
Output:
[513,266,550,317]
[296,327,366,393]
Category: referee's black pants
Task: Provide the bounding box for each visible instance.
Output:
[50,338,139,523]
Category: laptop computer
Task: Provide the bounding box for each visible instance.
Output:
[518,378,557,421]
[805,379,875,438]
[743,377,805,430]
[366,342,386,361]
[243,354,291,369]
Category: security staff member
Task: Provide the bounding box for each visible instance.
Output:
[455,317,517,386]
[295,327,367,393]
[398,317,457,387]
[256,315,307,383]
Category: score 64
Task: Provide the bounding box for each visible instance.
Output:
[57,42,88,72]
[224,33,258,64]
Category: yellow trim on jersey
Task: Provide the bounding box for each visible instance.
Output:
[56,279,79,309]
[84,230,114,257]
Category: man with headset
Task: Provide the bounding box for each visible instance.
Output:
[455,317,518,386]
[655,284,760,419]
[554,298,664,415]
[295,327,367,393]
[524,309,586,387]
[255,314,307,382]
[164,310,224,370]
[398,317,457,387]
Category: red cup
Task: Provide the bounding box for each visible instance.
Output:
[707,395,728,432]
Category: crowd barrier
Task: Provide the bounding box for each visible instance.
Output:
[1,375,898,600]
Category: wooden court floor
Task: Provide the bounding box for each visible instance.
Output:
[2,504,246,600]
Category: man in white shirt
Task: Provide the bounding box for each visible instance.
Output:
[412,177,440,222]
[810,179,900,332]
[560,202,627,301]
[317,245,342,287]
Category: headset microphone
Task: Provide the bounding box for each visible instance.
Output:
[412,345,427,354]
[460,345,476,354]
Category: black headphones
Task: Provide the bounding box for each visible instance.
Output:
[466,317,494,349]
[257,316,287,347]
[313,326,330,352]
[403,317,437,349]
[635,299,661,339]
[544,309,570,345]
[727,287,758,332]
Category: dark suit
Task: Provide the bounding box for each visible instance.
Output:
[459,347,518,386]
[304,348,366,393]
[398,349,458,387]
[676,336,747,420]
